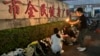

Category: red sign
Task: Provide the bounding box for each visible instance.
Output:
[57,6,61,17]
[40,4,48,17]
[2,0,22,19]
[66,9,70,16]
[62,8,65,17]
[25,1,38,18]
[2,0,67,19]
[49,5,55,17]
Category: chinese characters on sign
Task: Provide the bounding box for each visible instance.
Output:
[66,9,70,16]
[40,4,48,17]
[25,1,38,18]
[3,0,22,19]
[57,6,61,17]
[49,5,55,17]
[62,8,65,17]
[2,0,67,19]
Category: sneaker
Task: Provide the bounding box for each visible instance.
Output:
[76,47,81,49]
[78,47,86,51]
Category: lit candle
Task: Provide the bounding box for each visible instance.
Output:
[65,17,70,22]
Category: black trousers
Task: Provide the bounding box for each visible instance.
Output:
[77,29,88,47]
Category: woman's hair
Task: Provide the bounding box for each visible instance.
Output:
[54,28,59,34]
[56,34,60,38]
[53,28,61,38]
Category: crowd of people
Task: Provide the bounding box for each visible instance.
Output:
[50,7,89,56]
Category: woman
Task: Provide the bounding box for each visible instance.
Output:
[51,28,63,56]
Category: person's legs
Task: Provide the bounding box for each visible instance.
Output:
[77,29,87,51]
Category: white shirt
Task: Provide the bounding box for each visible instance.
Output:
[51,34,62,54]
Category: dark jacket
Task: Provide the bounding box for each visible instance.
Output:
[79,15,88,30]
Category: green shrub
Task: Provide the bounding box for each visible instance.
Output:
[0,21,69,54]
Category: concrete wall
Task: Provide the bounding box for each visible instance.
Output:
[0,0,68,30]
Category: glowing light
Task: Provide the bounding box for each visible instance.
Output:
[65,17,70,22]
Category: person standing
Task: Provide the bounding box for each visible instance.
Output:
[68,7,88,51]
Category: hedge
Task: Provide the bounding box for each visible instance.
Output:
[0,21,69,54]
